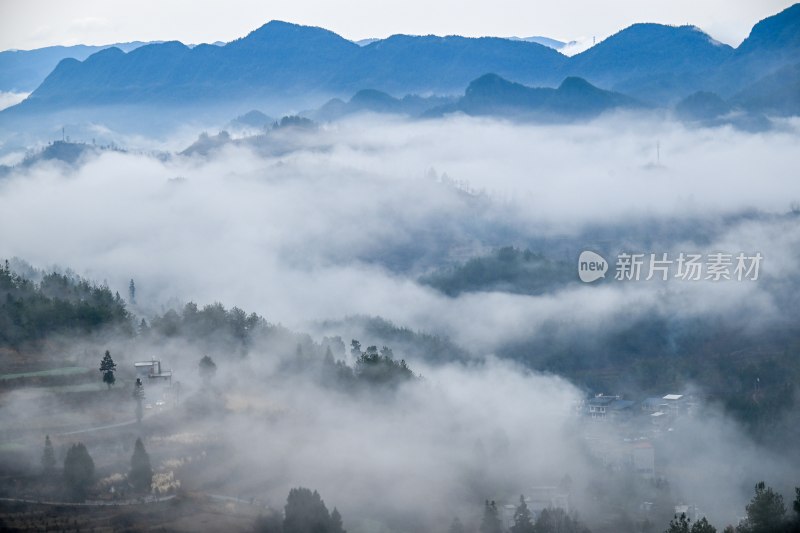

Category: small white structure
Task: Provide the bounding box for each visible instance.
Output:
[134,358,173,384]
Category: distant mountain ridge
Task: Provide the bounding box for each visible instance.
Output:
[3,3,800,123]
[311,89,456,121]
[307,74,642,123]
[561,23,734,103]
[0,42,154,93]
[14,21,565,112]
[429,74,643,120]
[0,40,228,94]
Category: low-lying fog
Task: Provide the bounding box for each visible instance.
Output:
[1,115,799,351]
[1,114,799,530]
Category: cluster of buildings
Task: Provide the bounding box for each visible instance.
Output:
[581,393,695,426]
[577,392,699,483]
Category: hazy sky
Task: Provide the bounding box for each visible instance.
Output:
[0,0,795,51]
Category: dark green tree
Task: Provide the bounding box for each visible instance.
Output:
[350,339,362,359]
[480,500,503,533]
[791,488,800,533]
[665,514,691,533]
[511,495,535,533]
[129,279,136,304]
[533,507,589,533]
[133,378,145,423]
[354,344,414,386]
[41,435,56,475]
[100,350,116,389]
[794,487,800,515]
[199,355,217,383]
[739,482,786,533]
[63,442,94,500]
[330,507,346,533]
[690,517,716,533]
[129,438,153,492]
[283,487,342,533]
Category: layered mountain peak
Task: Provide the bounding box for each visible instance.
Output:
[557,76,597,92]
[231,20,359,51]
[4,3,800,120]
[569,22,733,71]
[737,3,800,54]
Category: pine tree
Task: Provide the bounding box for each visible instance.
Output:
[129,279,136,304]
[534,507,587,533]
[199,355,217,383]
[41,435,56,475]
[129,438,153,492]
[739,482,786,533]
[690,517,717,533]
[99,350,116,389]
[283,487,339,533]
[63,443,94,500]
[795,487,800,515]
[350,340,362,359]
[330,507,346,533]
[665,514,691,533]
[511,495,535,533]
[480,500,503,533]
[792,488,800,533]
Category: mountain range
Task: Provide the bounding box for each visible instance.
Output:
[2,3,799,126]
[0,42,153,93]
[0,40,230,94]
[319,75,642,121]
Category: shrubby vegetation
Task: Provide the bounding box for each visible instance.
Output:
[320,315,470,363]
[255,487,346,533]
[661,481,800,533]
[420,246,573,297]
[149,302,266,352]
[461,482,800,533]
[284,338,417,391]
[474,497,590,533]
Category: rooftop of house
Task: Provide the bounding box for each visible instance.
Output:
[608,399,635,411]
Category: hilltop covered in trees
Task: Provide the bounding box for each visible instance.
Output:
[420,247,574,297]
[0,260,131,348]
